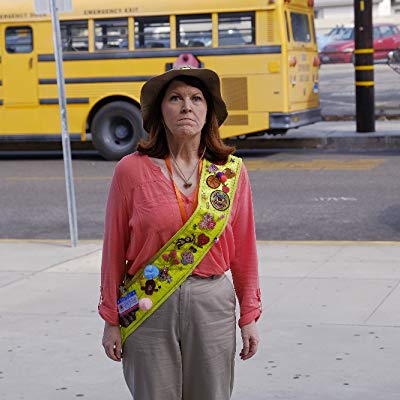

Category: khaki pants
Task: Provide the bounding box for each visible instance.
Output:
[122,274,236,400]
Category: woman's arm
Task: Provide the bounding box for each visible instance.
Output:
[99,165,130,325]
[229,164,262,359]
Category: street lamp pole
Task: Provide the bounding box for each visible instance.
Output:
[354,0,375,132]
[48,0,79,246]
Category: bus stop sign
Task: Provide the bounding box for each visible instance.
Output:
[34,0,72,14]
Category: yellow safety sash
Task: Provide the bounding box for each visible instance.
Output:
[119,155,242,344]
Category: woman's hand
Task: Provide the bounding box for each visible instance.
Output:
[239,321,260,361]
[102,321,122,362]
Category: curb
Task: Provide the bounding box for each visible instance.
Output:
[227,134,400,152]
[323,115,400,121]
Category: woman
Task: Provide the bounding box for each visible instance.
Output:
[99,66,261,400]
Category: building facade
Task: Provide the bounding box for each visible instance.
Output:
[315,0,400,33]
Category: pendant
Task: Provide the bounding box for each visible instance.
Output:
[184,182,192,188]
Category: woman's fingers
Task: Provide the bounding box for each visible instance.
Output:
[241,337,258,360]
[240,321,260,361]
[102,323,122,362]
[240,335,250,359]
[107,343,121,362]
[114,340,123,361]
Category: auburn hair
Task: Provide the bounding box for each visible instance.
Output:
[137,76,235,163]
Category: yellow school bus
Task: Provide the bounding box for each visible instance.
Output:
[0,0,321,160]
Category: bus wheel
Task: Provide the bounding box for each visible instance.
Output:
[267,129,288,136]
[91,101,146,160]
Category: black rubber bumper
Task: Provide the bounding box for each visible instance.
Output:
[269,108,322,129]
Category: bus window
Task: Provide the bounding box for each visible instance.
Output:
[177,14,212,48]
[134,16,170,49]
[291,12,311,42]
[218,12,255,46]
[95,19,128,50]
[5,26,33,53]
[61,21,88,52]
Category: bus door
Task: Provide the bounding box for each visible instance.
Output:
[286,11,317,110]
[2,25,38,106]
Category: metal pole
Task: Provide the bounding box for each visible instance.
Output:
[49,0,79,246]
[354,0,375,132]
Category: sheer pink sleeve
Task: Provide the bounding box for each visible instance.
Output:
[230,164,262,327]
[98,162,130,325]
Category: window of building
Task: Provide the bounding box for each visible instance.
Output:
[5,26,33,53]
[218,12,255,46]
[291,13,311,42]
[135,16,170,49]
[61,21,88,52]
[177,14,212,47]
[95,19,128,50]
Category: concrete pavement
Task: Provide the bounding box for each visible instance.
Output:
[1,240,399,400]
[228,120,400,152]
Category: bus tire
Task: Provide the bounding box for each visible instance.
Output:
[91,101,147,161]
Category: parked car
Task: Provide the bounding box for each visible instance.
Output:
[317,25,348,50]
[319,23,400,63]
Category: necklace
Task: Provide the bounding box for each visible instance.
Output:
[169,148,206,189]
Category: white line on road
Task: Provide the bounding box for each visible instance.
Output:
[312,197,358,202]
[320,99,355,106]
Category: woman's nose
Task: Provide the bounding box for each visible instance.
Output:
[181,98,192,112]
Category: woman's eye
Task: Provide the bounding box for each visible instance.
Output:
[170,95,180,101]
[193,96,203,102]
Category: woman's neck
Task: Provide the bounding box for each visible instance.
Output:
[167,136,202,165]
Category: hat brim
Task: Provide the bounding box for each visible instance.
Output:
[140,67,228,132]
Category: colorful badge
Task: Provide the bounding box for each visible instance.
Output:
[181,251,195,265]
[197,233,210,247]
[223,168,236,178]
[206,175,221,189]
[199,213,216,230]
[210,190,230,211]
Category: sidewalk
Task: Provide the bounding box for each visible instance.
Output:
[228,120,400,152]
[1,240,399,400]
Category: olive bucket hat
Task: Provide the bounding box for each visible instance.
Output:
[140,66,228,132]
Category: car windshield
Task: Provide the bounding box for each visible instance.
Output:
[337,28,354,40]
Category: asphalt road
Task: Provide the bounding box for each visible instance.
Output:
[1,151,400,241]
[319,63,400,118]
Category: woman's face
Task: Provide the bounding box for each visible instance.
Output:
[161,80,208,141]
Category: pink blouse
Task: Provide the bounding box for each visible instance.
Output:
[99,152,261,328]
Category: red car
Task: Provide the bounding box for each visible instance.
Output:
[320,23,400,63]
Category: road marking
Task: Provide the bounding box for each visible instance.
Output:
[5,176,112,181]
[244,159,384,171]
[329,92,354,96]
[320,99,355,106]
[312,197,357,202]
